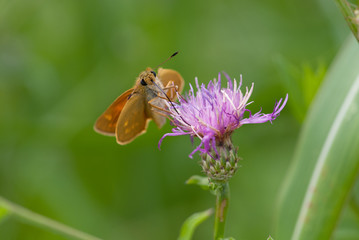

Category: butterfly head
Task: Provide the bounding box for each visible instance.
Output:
[138,69,158,87]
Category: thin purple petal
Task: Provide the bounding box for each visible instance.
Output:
[222,71,233,89]
[158,131,189,150]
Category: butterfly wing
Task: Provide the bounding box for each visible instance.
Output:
[94,88,134,136]
[116,93,151,145]
[157,68,184,101]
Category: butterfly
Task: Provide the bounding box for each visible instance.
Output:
[94,67,184,144]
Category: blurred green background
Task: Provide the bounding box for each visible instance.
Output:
[0,0,350,239]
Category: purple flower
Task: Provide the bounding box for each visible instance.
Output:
[159,73,288,159]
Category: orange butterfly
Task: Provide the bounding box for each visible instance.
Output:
[94,67,184,144]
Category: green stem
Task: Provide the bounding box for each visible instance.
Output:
[0,196,101,240]
[334,0,359,41]
[213,182,230,240]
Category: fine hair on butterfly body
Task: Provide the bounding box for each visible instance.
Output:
[94,67,184,144]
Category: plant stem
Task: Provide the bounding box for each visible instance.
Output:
[213,182,230,240]
[334,0,359,41]
[0,196,101,240]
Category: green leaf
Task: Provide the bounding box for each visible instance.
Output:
[267,236,274,240]
[186,175,210,190]
[276,35,359,240]
[177,208,213,240]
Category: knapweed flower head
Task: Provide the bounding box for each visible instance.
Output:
[159,73,288,182]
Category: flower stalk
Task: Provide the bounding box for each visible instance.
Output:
[213,182,230,240]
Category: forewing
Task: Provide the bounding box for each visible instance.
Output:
[94,88,133,136]
[116,93,150,145]
[157,68,184,100]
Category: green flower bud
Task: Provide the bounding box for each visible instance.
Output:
[200,138,240,183]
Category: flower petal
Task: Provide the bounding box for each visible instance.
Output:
[158,131,189,150]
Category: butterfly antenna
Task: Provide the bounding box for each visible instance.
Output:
[155,51,179,69]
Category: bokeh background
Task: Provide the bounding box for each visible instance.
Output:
[0,0,350,239]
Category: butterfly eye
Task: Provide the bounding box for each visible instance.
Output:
[150,71,156,77]
[141,79,147,86]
